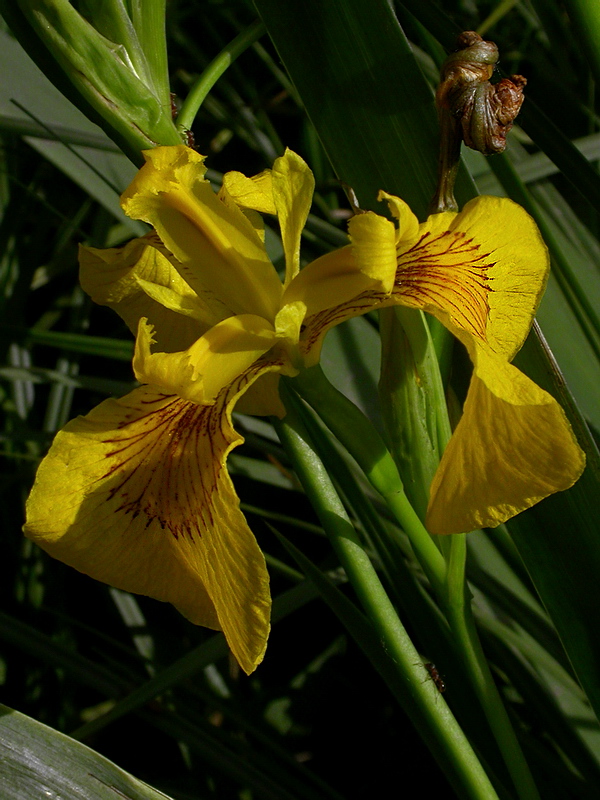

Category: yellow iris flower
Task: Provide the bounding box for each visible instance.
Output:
[24,146,584,674]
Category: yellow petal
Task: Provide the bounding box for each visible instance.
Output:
[274,300,307,349]
[288,247,392,367]
[393,196,549,359]
[133,315,278,405]
[121,146,283,322]
[426,347,586,534]
[283,246,379,317]
[287,237,394,366]
[79,236,207,353]
[24,375,276,674]
[271,149,315,287]
[348,210,398,293]
[221,168,276,215]
[378,190,420,244]
[135,276,217,324]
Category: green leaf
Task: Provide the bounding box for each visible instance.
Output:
[254,0,474,218]
[509,330,600,721]
[0,704,175,800]
[0,27,113,148]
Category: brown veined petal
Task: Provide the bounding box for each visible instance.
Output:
[426,346,586,534]
[79,235,208,353]
[393,195,549,359]
[24,365,282,674]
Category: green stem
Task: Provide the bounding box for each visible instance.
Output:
[293,366,539,798]
[429,108,461,213]
[176,19,266,133]
[274,383,499,800]
[446,536,541,800]
[379,306,452,520]
[292,365,447,597]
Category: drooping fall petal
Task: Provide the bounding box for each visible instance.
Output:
[348,190,584,532]
[426,347,586,533]
[391,194,549,359]
[24,366,279,674]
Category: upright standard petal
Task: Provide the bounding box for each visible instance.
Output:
[221,167,276,215]
[24,363,281,674]
[285,212,400,366]
[121,146,283,322]
[271,149,315,288]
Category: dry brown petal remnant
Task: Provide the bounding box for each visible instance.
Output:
[432,31,526,212]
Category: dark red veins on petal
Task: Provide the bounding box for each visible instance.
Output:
[396,230,494,341]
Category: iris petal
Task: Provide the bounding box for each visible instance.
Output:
[121,146,283,322]
[24,374,276,674]
[79,235,207,353]
[271,149,315,287]
[133,315,278,405]
[348,210,398,292]
[221,167,276,215]
[426,347,585,533]
[394,195,549,358]
[283,246,376,317]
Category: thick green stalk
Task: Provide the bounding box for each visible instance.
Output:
[379,306,452,520]
[292,365,447,597]
[176,20,266,133]
[293,366,539,798]
[128,0,171,107]
[13,0,182,161]
[274,383,499,800]
[446,536,541,800]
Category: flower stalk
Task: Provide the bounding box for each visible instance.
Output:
[175,19,266,135]
[446,535,541,800]
[291,365,448,597]
[379,305,452,521]
[274,382,501,800]
[292,366,541,800]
